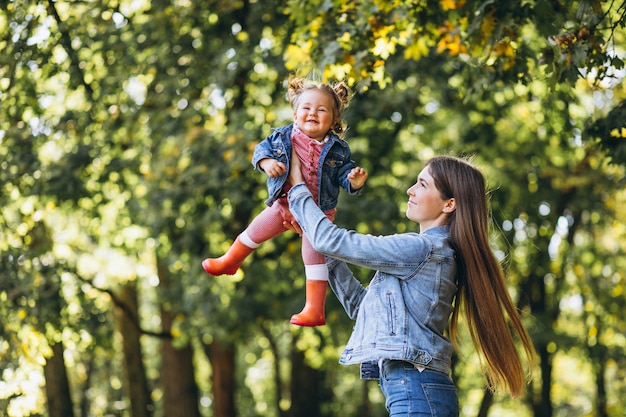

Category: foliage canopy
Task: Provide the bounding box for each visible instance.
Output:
[1,0,625,416]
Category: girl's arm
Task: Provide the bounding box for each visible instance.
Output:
[251,137,275,170]
[336,147,365,194]
[259,158,287,178]
[252,130,291,171]
[347,167,368,191]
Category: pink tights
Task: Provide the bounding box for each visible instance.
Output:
[244,198,335,267]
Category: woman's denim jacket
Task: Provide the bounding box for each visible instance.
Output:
[251,124,361,211]
[288,183,458,379]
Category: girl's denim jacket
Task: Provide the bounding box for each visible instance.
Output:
[251,124,362,211]
[288,183,458,379]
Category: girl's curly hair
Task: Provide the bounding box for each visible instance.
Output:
[286,74,352,136]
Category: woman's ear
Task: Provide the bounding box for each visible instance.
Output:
[443,198,456,214]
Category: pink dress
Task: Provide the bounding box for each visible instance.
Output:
[277,128,336,223]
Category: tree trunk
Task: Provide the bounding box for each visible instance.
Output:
[43,341,75,417]
[594,344,608,417]
[288,337,326,417]
[78,353,95,417]
[161,306,201,417]
[158,256,201,417]
[476,389,493,417]
[259,323,287,417]
[206,341,237,417]
[116,283,153,417]
[356,380,371,417]
[533,344,553,417]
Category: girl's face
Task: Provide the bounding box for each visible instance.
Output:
[293,89,337,141]
[406,166,455,232]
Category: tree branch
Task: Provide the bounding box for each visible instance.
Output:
[74,273,172,339]
[47,0,95,101]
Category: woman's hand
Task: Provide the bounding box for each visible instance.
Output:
[288,147,304,186]
[285,147,305,235]
[282,220,303,235]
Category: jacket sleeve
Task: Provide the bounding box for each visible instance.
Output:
[326,257,366,320]
[251,137,275,171]
[252,130,292,172]
[287,183,430,277]
[337,147,361,195]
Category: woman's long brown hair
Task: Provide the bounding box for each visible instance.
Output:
[427,155,535,398]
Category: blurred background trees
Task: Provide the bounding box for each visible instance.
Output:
[1,0,625,416]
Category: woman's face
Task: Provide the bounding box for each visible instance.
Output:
[293,89,337,141]
[406,165,453,231]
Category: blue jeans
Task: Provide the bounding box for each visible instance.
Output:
[379,360,459,417]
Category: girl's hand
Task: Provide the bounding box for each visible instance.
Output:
[348,167,368,190]
[259,158,287,178]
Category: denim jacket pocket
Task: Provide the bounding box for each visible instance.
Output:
[271,141,288,163]
[384,292,397,336]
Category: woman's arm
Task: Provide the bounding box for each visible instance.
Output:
[287,148,305,185]
[326,258,367,320]
[288,149,430,275]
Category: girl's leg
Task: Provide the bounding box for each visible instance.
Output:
[202,204,286,276]
[244,203,288,244]
[289,236,328,327]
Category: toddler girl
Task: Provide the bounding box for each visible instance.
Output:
[202,75,368,326]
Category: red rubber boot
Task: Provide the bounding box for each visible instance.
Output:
[202,236,254,275]
[290,280,327,327]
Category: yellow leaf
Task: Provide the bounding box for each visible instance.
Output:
[436,33,467,56]
[373,37,396,59]
[371,65,389,88]
[325,63,353,81]
[338,31,351,45]
[436,38,448,54]
[481,11,498,40]
[404,37,430,60]
[309,16,322,37]
[284,43,313,71]
[372,24,394,39]
[502,58,515,71]
[373,59,385,69]
[495,41,515,58]
[448,41,468,56]
[610,127,626,138]
[440,0,465,10]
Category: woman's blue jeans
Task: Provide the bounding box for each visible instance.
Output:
[379,360,459,417]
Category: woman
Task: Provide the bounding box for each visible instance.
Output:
[286,152,534,416]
